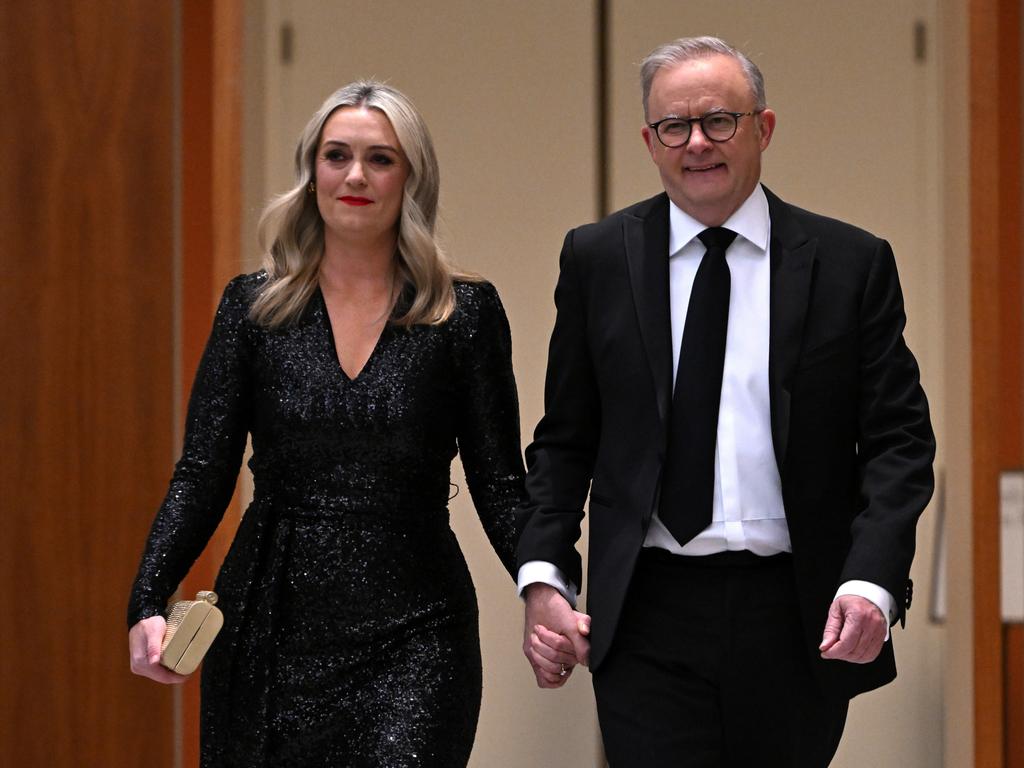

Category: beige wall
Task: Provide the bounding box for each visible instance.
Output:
[243,2,968,765]
[940,0,973,764]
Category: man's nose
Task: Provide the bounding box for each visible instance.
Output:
[686,124,713,151]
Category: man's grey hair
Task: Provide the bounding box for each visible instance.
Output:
[640,36,766,120]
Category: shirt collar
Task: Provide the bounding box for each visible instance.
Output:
[668,184,770,257]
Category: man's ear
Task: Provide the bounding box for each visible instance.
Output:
[641,125,657,158]
[757,109,777,151]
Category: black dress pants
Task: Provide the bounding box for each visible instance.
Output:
[592,549,848,768]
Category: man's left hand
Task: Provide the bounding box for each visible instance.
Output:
[819,595,887,663]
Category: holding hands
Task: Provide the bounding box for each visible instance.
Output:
[522,583,592,688]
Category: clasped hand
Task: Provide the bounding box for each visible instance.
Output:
[522,583,592,688]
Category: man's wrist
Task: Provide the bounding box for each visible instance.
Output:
[835,579,896,641]
[517,561,578,608]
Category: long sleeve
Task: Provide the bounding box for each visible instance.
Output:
[840,240,935,622]
[453,282,525,577]
[515,231,600,591]
[126,276,254,626]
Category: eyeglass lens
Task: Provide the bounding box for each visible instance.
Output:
[657,113,739,147]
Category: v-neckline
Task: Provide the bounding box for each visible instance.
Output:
[317,286,389,383]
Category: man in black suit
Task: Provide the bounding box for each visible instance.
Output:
[516,36,935,766]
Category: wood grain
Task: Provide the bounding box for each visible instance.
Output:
[0,1,176,765]
[1008,625,1024,768]
[970,0,1023,766]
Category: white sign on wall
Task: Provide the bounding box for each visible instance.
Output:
[1000,470,1024,622]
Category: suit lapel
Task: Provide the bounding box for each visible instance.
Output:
[765,186,817,472]
[624,194,673,425]
[621,188,815,467]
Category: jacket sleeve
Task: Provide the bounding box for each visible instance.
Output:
[840,240,936,624]
[515,230,601,591]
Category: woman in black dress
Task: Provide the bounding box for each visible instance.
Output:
[127,81,532,766]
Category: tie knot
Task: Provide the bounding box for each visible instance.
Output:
[697,227,738,254]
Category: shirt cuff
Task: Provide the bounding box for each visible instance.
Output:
[835,580,896,641]
[517,561,578,609]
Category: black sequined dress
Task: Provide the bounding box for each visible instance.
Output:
[127,274,523,767]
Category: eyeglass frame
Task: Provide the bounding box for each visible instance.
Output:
[647,109,765,148]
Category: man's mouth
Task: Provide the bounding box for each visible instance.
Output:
[686,163,725,173]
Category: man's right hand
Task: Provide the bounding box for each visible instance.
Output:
[522,582,591,689]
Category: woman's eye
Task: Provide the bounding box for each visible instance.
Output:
[371,154,394,166]
[323,150,346,162]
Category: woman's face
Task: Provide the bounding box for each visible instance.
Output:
[314,106,409,248]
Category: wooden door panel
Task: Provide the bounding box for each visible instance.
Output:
[0,2,176,766]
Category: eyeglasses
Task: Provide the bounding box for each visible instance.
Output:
[647,110,763,148]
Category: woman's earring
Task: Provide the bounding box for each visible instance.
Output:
[308,181,316,194]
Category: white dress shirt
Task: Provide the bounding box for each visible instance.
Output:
[518,186,895,627]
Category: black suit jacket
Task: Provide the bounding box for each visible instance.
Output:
[516,186,935,699]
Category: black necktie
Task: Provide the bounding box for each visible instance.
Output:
[657,226,737,545]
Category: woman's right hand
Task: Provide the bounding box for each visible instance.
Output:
[128,615,191,684]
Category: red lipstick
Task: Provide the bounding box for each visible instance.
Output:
[340,196,373,206]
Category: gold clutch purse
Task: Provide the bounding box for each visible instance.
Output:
[160,590,224,675]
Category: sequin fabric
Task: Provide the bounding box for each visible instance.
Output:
[127,274,524,767]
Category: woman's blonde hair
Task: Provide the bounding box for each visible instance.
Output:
[250,81,470,328]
